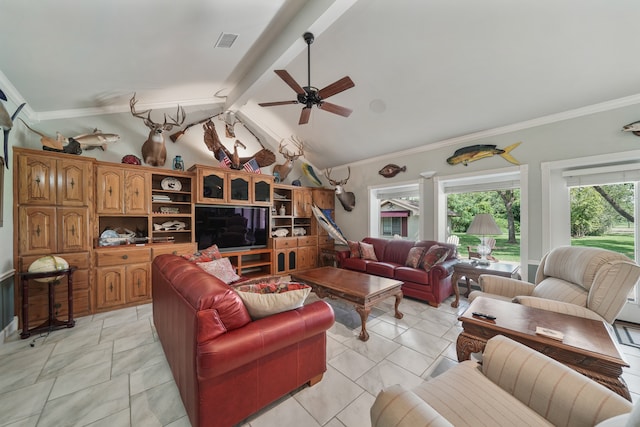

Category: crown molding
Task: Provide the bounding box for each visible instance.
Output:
[334,93,640,170]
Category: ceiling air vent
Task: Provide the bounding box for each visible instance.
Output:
[215,33,238,49]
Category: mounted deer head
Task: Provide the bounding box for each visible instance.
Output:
[325,166,356,211]
[130,94,186,166]
[273,136,304,182]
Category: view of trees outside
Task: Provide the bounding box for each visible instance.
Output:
[570,183,635,260]
[447,190,520,261]
[447,183,636,263]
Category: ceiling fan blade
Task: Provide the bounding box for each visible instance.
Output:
[259,100,298,107]
[319,102,352,117]
[274,70,305,95]
[299,107,311,125]
[317,76,355,100]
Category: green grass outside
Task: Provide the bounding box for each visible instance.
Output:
[452,232,635,262]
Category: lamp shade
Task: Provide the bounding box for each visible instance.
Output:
[466,214,502,235]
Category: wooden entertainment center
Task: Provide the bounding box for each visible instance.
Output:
[12,147,336,327]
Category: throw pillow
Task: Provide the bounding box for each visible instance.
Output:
[405,247,426,268]
[359,241,378,261]
[348,240,361,258]
[183,244,222,263]
[421,245,450,272]
[197,257,240,284]
[234,282,312,319]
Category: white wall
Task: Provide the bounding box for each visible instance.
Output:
[1,97,19,277]
[331,103,640,266]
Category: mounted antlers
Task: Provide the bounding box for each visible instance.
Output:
[273,136,304,182]
[325,166,356,211]
[130,93,186,166]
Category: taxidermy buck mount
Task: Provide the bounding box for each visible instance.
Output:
[273,136,304,182]
[130,94,186,167]
[259,32,355,125]
[325,167,356,212]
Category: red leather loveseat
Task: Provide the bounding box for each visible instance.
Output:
[152,254,335,427]
[341,238,458,307]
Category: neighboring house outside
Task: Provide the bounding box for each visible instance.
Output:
[380,199,420,240]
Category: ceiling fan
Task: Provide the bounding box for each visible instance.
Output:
[259,32,355,125]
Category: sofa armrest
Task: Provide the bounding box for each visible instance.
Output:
[371,384,453,427]
[197,300,334,377]
[513,296,607,322]
[477,275,535,298]
[483,335,632,426]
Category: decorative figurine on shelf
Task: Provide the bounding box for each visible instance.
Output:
[279,205,286,216]
[173,155,184,171]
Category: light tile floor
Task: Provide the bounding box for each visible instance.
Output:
[1,293,639,427]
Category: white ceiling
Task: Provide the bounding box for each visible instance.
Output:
[2,0,640,169]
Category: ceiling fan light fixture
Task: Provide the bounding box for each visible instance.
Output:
[259,31,354,125]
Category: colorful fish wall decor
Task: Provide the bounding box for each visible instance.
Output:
[447,142,521,166]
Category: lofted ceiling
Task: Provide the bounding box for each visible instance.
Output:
[2,0,640,170]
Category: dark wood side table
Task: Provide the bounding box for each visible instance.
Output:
[319,245,350,267]
[19,266,77,339]
[450,260,520,308]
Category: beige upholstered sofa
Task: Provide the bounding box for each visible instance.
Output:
[469,246,640,324]
[371,335,635,427]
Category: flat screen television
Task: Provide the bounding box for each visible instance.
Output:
[195,205,269,251]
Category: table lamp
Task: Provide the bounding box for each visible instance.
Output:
[466,213,501,265]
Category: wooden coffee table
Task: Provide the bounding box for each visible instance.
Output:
[450,260,520,308]
[457,297,631,400]
[292,267,403,341]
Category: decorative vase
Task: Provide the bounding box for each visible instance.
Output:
[173,155,184,171]
[279,205,286,216]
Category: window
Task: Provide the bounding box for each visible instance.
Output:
[369,182,421,240]
[434,165,528,278]
[543,150,640,322]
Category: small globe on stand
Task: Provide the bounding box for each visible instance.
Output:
[28,256,69,283]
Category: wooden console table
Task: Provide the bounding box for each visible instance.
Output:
[19,267,77,339]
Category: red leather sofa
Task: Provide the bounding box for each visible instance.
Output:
[340,238,458,307]
[152,254,335,427]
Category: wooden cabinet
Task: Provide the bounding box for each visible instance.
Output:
[272,185,320,272]
[293,188,312,218]
[14,148,95,327]
[297,236,318,271]
[95,247,152,310]
[190,165,273,206]
[19,205,90,256]
[150,171,193,244]
[96,166,150,215]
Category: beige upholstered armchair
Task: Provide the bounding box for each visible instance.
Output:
[469,246,640,324]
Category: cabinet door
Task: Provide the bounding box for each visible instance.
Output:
[313,189,335,210]
[293,188,313,217]
[298,246,318,270]
[18,206,57,255]
[57,207,89,252]
[253,176,273,205]
[96,266,126,309]
[96,166,124,214]
[124,170,150,214]
[18,154,57,205]
[275,248,297,273]
[197,168,226,203]
[126,263,151,302]
[57,159,91,206]
[227,172,251,204]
